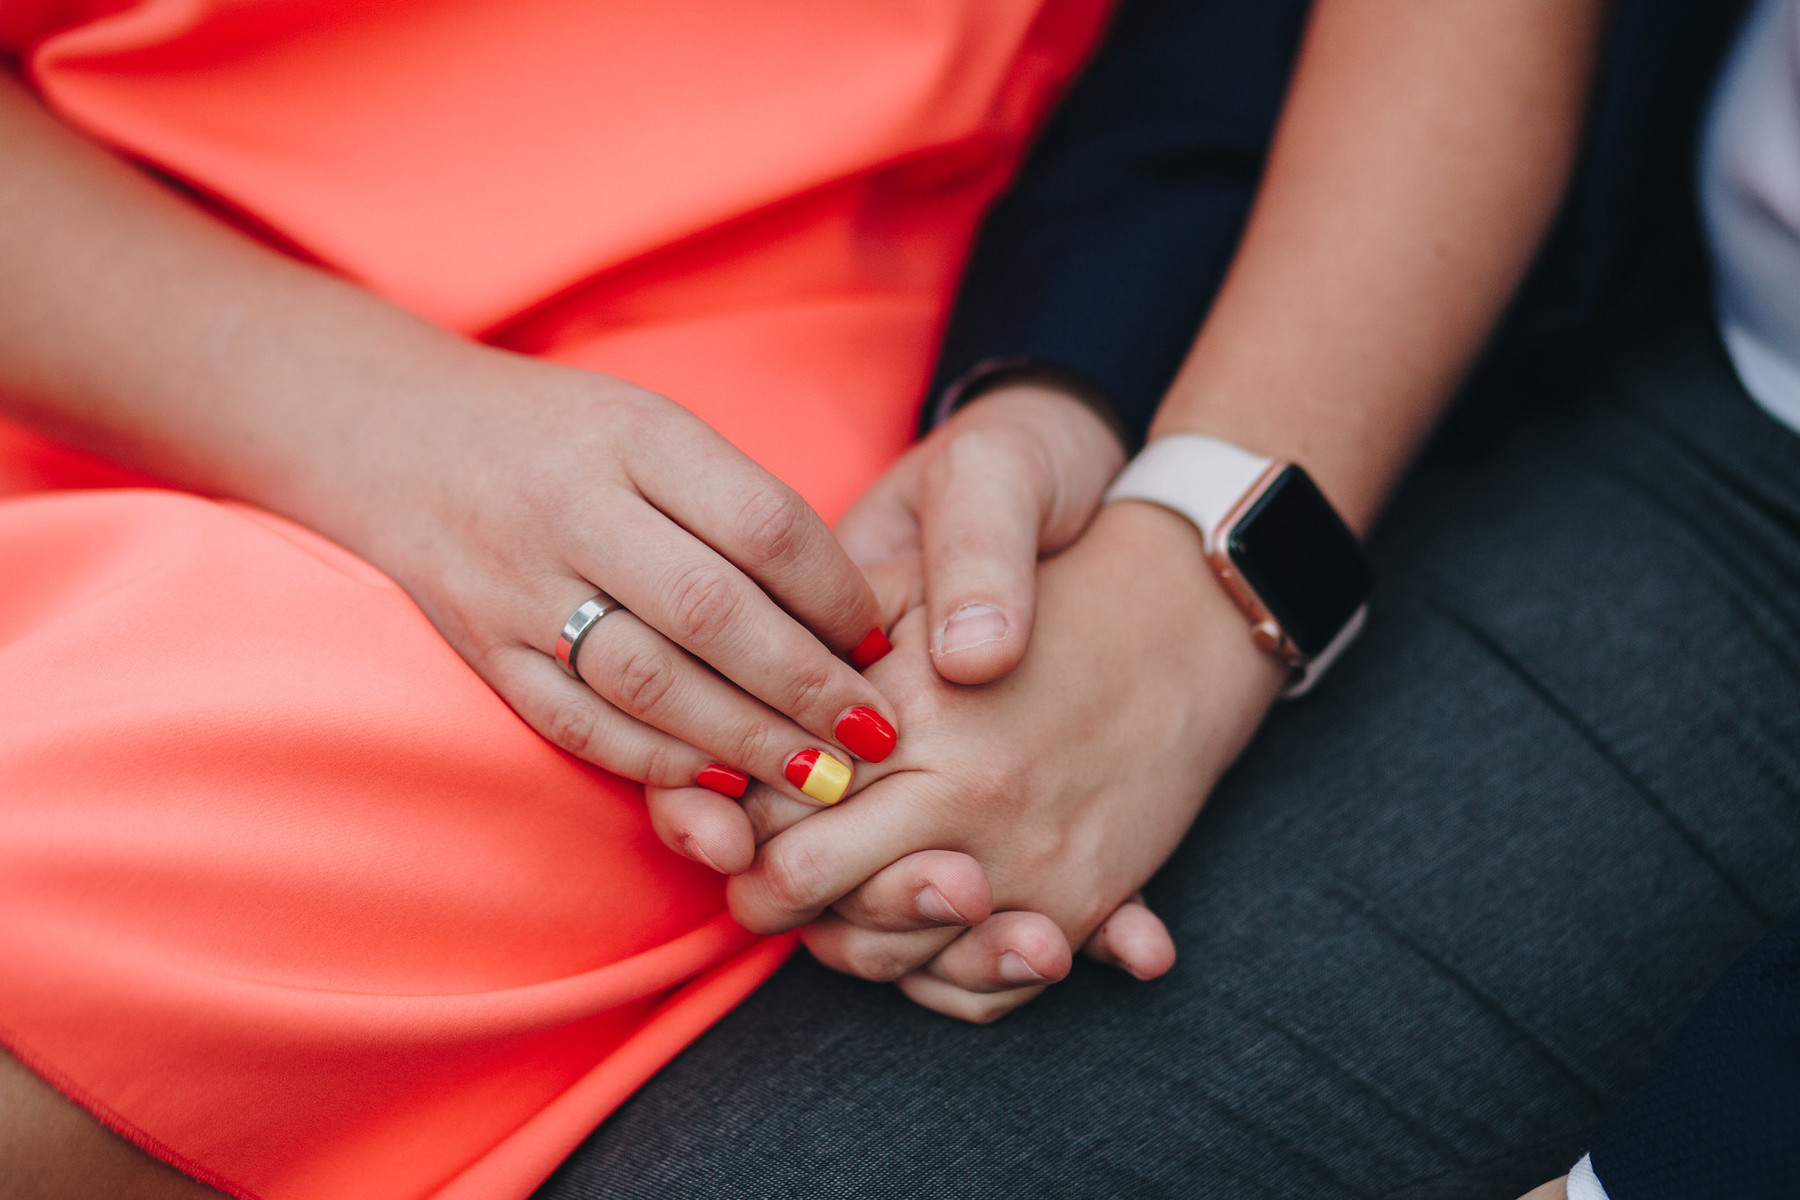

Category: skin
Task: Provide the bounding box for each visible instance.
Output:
[0,1050,219,1199]
[657,0,1609,1016]
[0,0,1606,1191]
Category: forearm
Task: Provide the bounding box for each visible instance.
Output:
[0,71,479,555]
[1152,0,1607,533]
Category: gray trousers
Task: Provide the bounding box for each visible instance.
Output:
[536,315,1800,1199]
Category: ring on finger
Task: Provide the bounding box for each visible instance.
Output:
[556,592,626,682]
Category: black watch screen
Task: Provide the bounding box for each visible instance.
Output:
[1225,466,1374,658]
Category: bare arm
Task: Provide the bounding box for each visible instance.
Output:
[0,70,474,546]
[1154,0,1607,529]
[0,69,921,825]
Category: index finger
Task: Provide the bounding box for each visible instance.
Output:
[727,769,947,933]
[577,500,899,774]
[630,412,894,670]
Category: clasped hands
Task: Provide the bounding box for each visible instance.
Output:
[644,384,1289,1021]
[376,345,1286,1023]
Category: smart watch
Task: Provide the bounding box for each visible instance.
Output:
[1104,434,1373,697]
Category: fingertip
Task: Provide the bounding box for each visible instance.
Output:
[1094,905,1178,981]
[993,914,1073,985]
[848,627,892,671]
[687,824,755,875]
[1022,932,1074,985]
[910,852,992,928]
[1126,938,1178,981]
[722,873,791,935]
[929,602,1028,685]
[697,763,749,799]
[646,786,757,875]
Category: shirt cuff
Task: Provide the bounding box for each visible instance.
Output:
[1566,1153,1611,1200]
[926,357,1138,451]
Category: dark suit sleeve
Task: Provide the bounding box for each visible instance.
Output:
[928,0,1751,445]
[925,0,1310,443]
[1586,914,1800,1200]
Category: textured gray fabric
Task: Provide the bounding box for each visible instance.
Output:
[535,316,1800,1199]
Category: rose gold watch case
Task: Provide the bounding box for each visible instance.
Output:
[1204,463,1310,669]
[1202,461,1371,698]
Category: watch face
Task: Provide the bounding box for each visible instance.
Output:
[1226,466,1373,659]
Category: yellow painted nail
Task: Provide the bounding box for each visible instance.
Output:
[784,748,852,805]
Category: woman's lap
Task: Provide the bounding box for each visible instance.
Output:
[538,315,1800,1199]
[0,490,780,1199]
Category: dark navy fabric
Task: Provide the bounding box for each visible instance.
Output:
[927,0,1752,441]
[1588,916,1800,1200]
[925,0,1308,441]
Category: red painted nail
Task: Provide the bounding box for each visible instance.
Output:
[784,748,819,790]
[834,705,897,763]
[849,627,892,670]
[697,764,748,799]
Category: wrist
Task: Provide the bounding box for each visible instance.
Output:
[956,380,1127,461]
[1107,429,1373,696]
[952,368,1133,458]
[236,321,505,579]
[1087,500,1289,709]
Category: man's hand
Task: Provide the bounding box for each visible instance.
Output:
[834,380,1126,685]
[727,501,1290,1021]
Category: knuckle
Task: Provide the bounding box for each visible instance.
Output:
[608,640,679,717]
[758,836,830,917]
[636,742,686,789]
[727,720,777,774]
[1010,821,1071,879]
[663,564,745,645]
[540,698,604,762]
[840,935,917,983]
[943,426,1033,482]
[783,661,836,719]
[734,486,812,569]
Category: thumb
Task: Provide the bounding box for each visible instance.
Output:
[835,457,923,568]
[918,428,1047,685]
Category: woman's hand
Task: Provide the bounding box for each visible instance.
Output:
[726,499,1289,1020]
[835,379,1126,685]
[349,345,910,806]
[0,74,904,807]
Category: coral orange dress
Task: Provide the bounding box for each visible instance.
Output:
[0,2,1108,1197]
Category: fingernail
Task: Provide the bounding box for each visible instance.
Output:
[998,950,1047,985]
[696,764,749,799]
[833,705,897,763]
[784,748,852,805]
[916,885,969,926]
[933,603,1009,658]
[681,835,725,875]
[850,627,893,670]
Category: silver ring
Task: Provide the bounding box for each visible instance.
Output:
[556,592,625,681]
